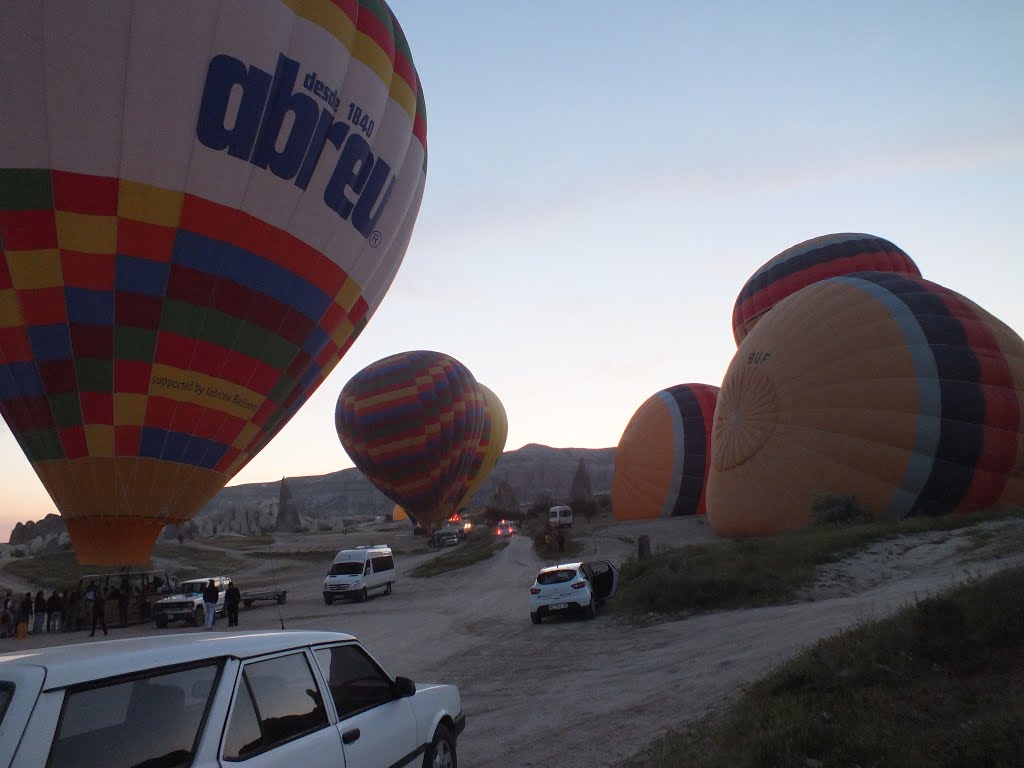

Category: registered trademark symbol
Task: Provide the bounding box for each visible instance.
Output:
[369,231,382,248]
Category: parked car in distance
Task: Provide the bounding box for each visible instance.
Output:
[548,505,573,528]
[0,630,465,768]
[152,575,230,628]
[428,530,460,548]
[495,520,516,537]
[323,545,396,604]
[529,560,619,624]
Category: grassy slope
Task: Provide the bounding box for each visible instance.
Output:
[620,566,1024,768]
[609,508,1024,620]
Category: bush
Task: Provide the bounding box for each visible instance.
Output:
[811,492,872,526]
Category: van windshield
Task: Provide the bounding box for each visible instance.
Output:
[329,562,364,576]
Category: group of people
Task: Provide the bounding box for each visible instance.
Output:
[1,574,245,639]
[1,589,76,638]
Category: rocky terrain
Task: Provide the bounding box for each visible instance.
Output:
[4,443,614,551]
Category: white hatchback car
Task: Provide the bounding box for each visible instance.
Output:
[0,630,464,768]
[529,560,619,624]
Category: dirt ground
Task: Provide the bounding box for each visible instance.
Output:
[4,514,1023,768]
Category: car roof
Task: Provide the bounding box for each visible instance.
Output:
[0,630,355,691]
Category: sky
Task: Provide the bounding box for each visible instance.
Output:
[3,1,1023,542]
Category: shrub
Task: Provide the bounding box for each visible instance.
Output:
[811,492,872,526]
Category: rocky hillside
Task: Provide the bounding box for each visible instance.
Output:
[6,444,614,545]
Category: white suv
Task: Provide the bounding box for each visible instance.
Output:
[529,560,619,624]
[0,630,465,768]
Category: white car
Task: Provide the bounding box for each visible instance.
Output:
[0,630,464,768]
[529,560,619,624]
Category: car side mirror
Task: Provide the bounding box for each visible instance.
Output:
[394,676,416,698]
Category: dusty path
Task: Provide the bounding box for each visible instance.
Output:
[3,517,1022,767]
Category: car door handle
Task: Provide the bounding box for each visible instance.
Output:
[342,728,360,744]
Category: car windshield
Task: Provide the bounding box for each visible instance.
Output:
[537,569,577,585]
[329,562,364,576]
[177,582,207,594]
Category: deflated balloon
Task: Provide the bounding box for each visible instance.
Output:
[446,384,508,515]
[708,273,1024,537]
[732,233,920,345]
[612,384,718,521]
[335,350,486,528]
[0,1,427,565]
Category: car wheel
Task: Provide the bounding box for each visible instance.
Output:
[423,723,456,768]
[356,587,368,603]
[324,595,334,605]
[385,582,392,595]
[530,612,541,625]
[191,606,204,627]
[277,593,287,605]
[586,599,598,619]
[155,616,168,629]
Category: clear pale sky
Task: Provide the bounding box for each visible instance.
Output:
[3,1,1023,542]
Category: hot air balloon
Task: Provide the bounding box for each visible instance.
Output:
[708,272,1024,538]
[732,233,920,345]
[612,384,719,521]
[445,384,508,515]
[335,351,486,528]
[0,2,427,565]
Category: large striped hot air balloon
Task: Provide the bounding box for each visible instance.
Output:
[732,233,920,345]
[0,1,427,565]
[612,384,719,521]
[708,272,1024,538]
[446,383,508,515]
[335,351,486,528]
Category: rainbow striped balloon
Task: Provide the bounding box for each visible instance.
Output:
[0,0,427,564]
[335,351,486,528]
[732,233,920,345]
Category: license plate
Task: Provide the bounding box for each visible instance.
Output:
[549,603,568,610]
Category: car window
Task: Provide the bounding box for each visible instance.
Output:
[313,645,395,720]
[0,682,12,725]
[536,569,576,585]
[371,555,394,572]
[223,652,329,761]
[363,561,371,575]
[48,662,220,768]
[328,562,363,576]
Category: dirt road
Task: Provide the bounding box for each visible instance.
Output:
[4,517,1022,767]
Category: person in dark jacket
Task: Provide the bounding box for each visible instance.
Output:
[202,580,219,630]
[46,590,61,632]
[225,582,241,627]
[117,587,130,628]
[32,591,46,634]
[88,585,108,637]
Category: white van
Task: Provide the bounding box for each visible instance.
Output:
[549,505,574,528]
[322,545,396,604]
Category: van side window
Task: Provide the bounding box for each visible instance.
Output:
[223,653,328,761]
[371,555,394,573]
[49,662,220,768]
[313,645,395,719]
[364,561,371,575]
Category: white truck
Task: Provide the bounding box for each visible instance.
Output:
[152,577,288,628]
[0,629,465,768]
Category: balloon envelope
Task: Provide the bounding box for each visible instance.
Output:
[446,384,508,514]
[335,350,486,527]
[612,384,719,521]
[709,272,1024,537]
[732,233,920,345]
[0,1,427,564]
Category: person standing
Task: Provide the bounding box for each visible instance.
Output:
[88,584,108,637]
[202,580,219,630]
[32,591,46,634]
[225,582,241,627]
[46,590,61,632]
[117,587,130,628]
[18,592,33,638]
